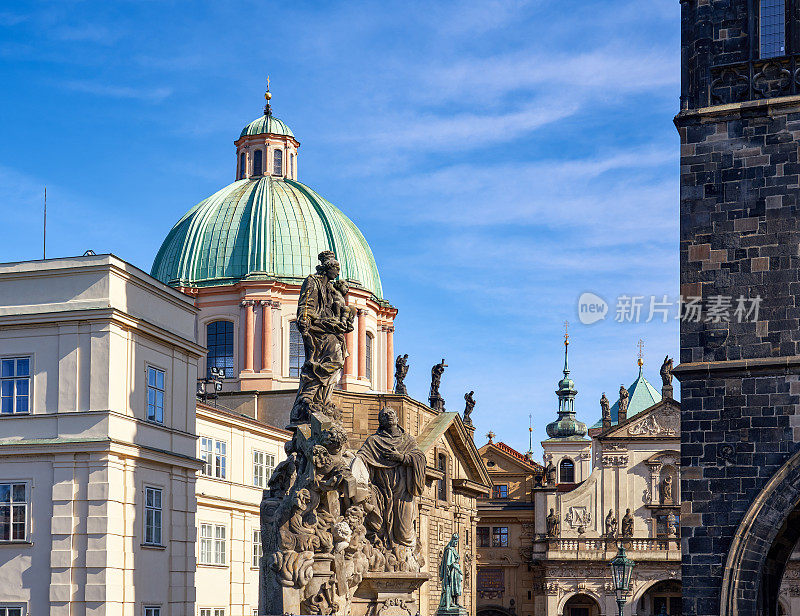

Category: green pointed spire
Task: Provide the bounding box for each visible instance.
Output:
[546,326,587,440]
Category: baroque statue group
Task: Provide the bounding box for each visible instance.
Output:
[260,252,465,615]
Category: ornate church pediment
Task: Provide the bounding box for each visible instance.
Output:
[602,400,680,440]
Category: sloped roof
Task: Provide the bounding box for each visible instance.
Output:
[591,364,662,429]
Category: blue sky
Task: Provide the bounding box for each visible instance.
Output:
[0,0,680,458]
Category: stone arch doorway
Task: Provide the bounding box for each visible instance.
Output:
[562,593,602,616]
[477,607,515,616]
[721,447,800,616]
[636,580,682,616]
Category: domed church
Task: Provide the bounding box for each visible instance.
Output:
[151,87,396,393]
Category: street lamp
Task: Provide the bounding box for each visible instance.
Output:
[197,366,224,406]
[609,544,635,616]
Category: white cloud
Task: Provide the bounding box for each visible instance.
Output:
[62,80,172,102]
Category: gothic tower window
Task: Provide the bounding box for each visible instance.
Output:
[273,149,283,176]
[559,458,575,483]
[206,320,234,378]
[760,0,786,58]
[239,152,246,179]
[253,149,263,176]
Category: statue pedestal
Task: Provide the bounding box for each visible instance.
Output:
[352,571,430,616]
[436,607,468,616]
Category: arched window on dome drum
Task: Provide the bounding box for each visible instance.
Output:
[559,458,575,484]
[365,332,373,385]
[289,153,294,179]
[289,322,305,378]
[206,321,234,379]
[239,153,246,179]
[273,149,283,176]
[253,150,263,176]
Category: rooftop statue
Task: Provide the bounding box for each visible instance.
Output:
[429,359,447,411]
[622,508,634,537]
[463,391,475,426]
[600,393,611,421]
[605,509,617,537]
[290,251,354,423]
[618,385,630,417]
[394,354,409,395]
[437,533,466,615]
[660,355,674,387]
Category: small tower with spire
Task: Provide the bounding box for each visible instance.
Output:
[542,323,591,485]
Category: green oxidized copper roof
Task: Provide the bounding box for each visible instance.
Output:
[150,177,383,298]
[590,364,662,429]
[240,114,294,139]
[545,339,588,441]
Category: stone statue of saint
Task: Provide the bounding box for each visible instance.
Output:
[544,460,557,486]
[429,359,447,411]
[605,509,617,537]
[621,508,634,537]
[437,533,464,613]
[667,512,679,537]
[661,475,673,504]
[463,391,475,426]
[290,251,354,423]
[600,393,611,421]
[394,354,409,395]
[618,385,629,416]
[357,408,426,552]
[546,508,559,537]
[660,356,674,387]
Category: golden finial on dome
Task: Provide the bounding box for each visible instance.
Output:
[637,338,644,367]
[564,320,569,346]
[263,76,273,116]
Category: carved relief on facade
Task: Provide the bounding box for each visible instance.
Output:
[627,408,678,437]
[601,444,629,467]
[564,506,591,531]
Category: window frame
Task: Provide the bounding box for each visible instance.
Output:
[273,149,283,176]
[253,149,263,176]
[199,437,227,479]
[199,522,227,566]
[252,527,262,569]
[477,526,490,548]
[492,484,508,499]
[206,320,235,379]
[146,365,165,424]
[143,486,163,546]
[491,526,509,547]
[144,607,161,616]
[239,152,246,179]
[289,321,305,378]
[436,452,447,501]
[365,332,374,384]
[1,356,31,415]
[759,0,788,58]
[253,449,275,488]
[559,458,576,484]
[0,481,29,543]
[0,607,25,616]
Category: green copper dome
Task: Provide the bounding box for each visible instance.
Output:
[150,177,383,298]
[240,114,294,139]
[590,364,662,429]
[545,339,588,441]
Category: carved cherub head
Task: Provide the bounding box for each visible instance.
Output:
[321,424,349,454]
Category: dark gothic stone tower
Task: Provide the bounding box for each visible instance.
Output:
[676,2,800,616]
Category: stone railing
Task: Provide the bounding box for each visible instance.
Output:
[709,54,800,106]
[543,537,679,553]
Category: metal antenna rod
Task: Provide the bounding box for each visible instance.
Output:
[43,187,46,260]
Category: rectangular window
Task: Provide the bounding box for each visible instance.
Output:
[365,333,373,383]
[199,438,226,479]
[146,366,165,423]
[144,487,163,545]
[199,610,225,616]
[492,526,508,547]
[0,483,27,542]
[760,0,786,58]
[0,608,24,616]
[253,451,275,488]
[492,484,508,499]
[289,323,305,378]
[199,523,226,565]
[1,357,31,414]
[252,528,262,568]
[477,526,490,547]
[437,453,447,501]
[144,608,161,616]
